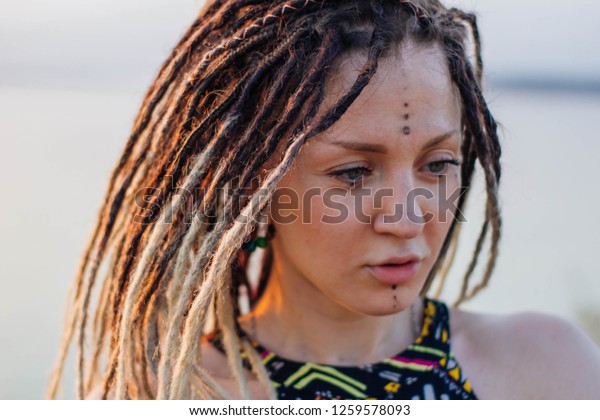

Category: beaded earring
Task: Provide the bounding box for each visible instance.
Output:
[241,224,276,252]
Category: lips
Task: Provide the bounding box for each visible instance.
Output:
[374,255,421,266]
[366,255,422,285]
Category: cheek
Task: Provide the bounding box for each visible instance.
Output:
[424,215,453,258]
[274,191,365,265]
[300,194,363,248]
[423,177,461,253]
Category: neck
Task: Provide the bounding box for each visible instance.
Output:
[238,260,422,366]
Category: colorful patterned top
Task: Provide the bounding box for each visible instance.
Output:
[204,297,477,400]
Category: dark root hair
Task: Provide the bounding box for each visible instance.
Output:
[48,0,501,400]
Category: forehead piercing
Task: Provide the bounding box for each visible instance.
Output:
[402,126,411,135]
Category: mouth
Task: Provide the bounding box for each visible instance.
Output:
[365,260,422,286]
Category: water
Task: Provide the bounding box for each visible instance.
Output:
[1,85,599,399]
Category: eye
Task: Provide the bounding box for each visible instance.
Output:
[329,166,372,186]
[425,159,461,176]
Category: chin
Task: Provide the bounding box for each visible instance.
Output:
[344,297,415,317]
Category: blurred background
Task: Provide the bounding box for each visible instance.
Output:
[1,0,599,399]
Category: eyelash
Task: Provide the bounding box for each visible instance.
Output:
[427,159,462,176]
[329,159,462,186]
[329,166,373,186]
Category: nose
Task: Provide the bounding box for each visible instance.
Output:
[371,175,432,239]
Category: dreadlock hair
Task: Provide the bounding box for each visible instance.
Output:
[47,0,502,400]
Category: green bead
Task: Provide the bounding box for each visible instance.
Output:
[255,237,269,248]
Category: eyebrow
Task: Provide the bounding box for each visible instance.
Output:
[328,130,458,154]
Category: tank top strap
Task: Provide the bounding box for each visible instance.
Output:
[414,296,452,355]
[411,297,476,397]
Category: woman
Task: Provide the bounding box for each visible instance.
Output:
[47,0,600,400]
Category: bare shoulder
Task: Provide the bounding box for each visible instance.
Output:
[199,340,271,399]
[449,306,600,399]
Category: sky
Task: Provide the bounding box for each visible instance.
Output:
[1,0,600,92]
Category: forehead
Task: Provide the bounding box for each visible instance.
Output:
[325,39,456,111]
[307,40,461,147]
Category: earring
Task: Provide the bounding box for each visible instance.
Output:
[241,224,276,252]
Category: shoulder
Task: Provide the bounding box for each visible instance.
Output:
[448,306,600,399]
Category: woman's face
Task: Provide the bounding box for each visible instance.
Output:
[267,41,462,317]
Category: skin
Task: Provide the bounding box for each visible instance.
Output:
[200,40,600,399]
[245,40,462,364]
